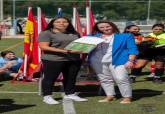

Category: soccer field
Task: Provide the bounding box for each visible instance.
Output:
[0,38,165,114]
[0,78,165,114]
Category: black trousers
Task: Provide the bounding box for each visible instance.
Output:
[41,60,82,96]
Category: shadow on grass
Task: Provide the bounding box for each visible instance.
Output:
[140,71,151,75]
[52,85,163,100]
[52,85,101,98]
[0,83,3,87]
[132,89,163,101]
[0,99,36,113]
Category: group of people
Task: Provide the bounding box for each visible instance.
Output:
[1,16,164,105]
[37,16,148,105]
[124,24,165,83]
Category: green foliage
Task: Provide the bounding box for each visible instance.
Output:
[3,0,165,20]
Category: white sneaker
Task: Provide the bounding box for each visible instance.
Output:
[43,95,60,104]
[147,73,155,78]
[63,94,88,102]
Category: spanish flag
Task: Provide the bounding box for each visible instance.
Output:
[21,7,39,80]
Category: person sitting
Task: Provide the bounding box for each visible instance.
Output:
[0,50,23,80]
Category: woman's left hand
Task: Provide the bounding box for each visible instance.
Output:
[67,50,84,54]
[124,61,134,69]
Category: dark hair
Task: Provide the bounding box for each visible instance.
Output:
[92,20,120,34]
[123,25,139,33]
[1,51,15,58]
[152,23,165,30]
[45,16,79,35]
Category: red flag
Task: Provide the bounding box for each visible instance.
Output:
[89,8,95,33]
[41,13,47,30]
[83,4,95,35]
[75,9,83,37]
[21,8,39,80]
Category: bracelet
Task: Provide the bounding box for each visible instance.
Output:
[66,50,71,53]
[128,59,136,63]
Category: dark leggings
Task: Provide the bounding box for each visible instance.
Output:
[41,60,82,96]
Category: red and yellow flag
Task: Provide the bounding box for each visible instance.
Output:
[21,8,39,80]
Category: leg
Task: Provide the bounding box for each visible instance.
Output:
[62,60,82,95]
[62,60,87,102]
[98,63,115,96]
[42,60,65,104]
[130,59,149,82]
[134,59,149,69]
[110,65,132,103]
[153,61,164,83]
[42,60,63,96]
[97,63,116,102]
[153,53,165,83]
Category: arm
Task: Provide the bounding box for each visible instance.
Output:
[125,34,139,68]
[38,42,68,54]
[38,31,83,54]
[0,61,14,71]
[39,41,84,54]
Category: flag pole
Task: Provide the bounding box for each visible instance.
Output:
[72,7,76,28]
[37,7,42,96]
[37,7,41,62]
[86,0,90,35]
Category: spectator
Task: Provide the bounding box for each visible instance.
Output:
[0,51,22,79]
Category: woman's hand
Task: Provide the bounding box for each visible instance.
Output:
[144,37,158,41]
[124,61,135,69]
[67,50,84,54]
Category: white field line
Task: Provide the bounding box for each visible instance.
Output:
[60,85,76,114]
[0,91,38,93]
[63,98,76,114]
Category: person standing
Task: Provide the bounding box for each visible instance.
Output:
[123,25,148,82]
[38,17,88,105]
[144,24,165,83]
[89,20,138,104]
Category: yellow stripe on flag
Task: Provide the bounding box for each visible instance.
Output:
[24,20,34,44]
[29,63,38,69]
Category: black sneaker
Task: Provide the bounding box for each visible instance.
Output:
[153,78,163,84]
[130,77,136,83]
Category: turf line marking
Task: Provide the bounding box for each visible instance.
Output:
[1,41,23,51]
[63,98,76,114]
[0,91,38,93]
[61,89,76,114]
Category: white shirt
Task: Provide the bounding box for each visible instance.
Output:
[101,35,114,63]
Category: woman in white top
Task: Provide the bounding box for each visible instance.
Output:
[89,20,138,104]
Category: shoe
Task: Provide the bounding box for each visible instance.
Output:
[147,73,155,78]
[129,75,136,83]
[63,94,88,102]
[43,95,60,104]
[120,97,131,104]
[98,96,115,102]
[153,78,163,84]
